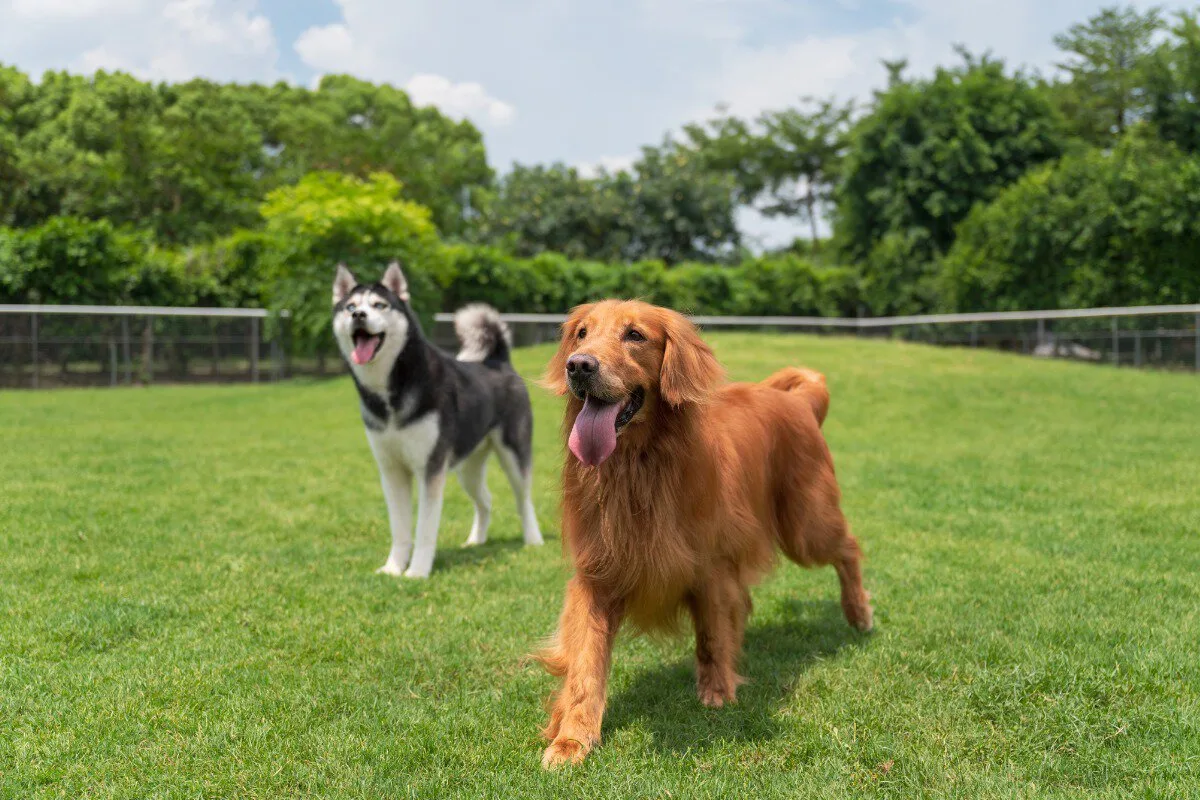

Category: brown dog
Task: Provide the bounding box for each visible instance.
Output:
[536,300,872,768]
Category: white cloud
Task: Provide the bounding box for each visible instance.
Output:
[294,13,516,128]
[0,0,280,83]
[10,0,144,20]
[294,23,362,74]
[404,74,516,126]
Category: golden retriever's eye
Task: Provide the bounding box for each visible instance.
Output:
[624,328,645,343]
[577,327,587,340]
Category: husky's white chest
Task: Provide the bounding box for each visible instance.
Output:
[366,411,442,474]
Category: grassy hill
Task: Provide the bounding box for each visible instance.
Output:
[1,334,1197,798]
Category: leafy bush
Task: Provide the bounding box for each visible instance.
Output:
[259,172,448,355]
[0,217,154,304]
[939,136,1200,310]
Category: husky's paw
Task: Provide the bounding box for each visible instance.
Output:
[462,535,487,548]
[402,567,432,579]
[375,563,404,577]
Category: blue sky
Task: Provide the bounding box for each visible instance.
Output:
[0,0,1183,246]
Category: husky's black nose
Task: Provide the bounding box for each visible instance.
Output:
[566,354,598,377]
[351,309,367,321]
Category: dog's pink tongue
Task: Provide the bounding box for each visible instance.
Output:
[569,396,622,467]
[352,336,377,365]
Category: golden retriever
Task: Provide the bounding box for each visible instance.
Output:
[536,300,872,768]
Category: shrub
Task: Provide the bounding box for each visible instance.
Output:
[259,172,448,355]
[939,135,1200,311]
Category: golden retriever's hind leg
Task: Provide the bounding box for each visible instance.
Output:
[835,534,873,632]
[687,575,749,709]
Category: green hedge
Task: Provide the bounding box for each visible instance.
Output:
[440,245,860,317]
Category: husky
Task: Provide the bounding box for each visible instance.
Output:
[331,262,543,578]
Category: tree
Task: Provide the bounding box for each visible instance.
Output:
[247,75,492,235]
[475,144,740,264]
[1051,5,1164,146]
[1146,11,1200,153]
[753,100,853,251]
[835,52,1066,313]
[684,99,854,252]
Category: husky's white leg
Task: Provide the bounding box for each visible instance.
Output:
[404,468,447,579]
[370,450,413,577]
[457,446,492,547]
[493,438,543,546]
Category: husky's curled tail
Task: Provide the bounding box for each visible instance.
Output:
[455,304,513,363]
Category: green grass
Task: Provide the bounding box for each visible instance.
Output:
[2,334,1199,798]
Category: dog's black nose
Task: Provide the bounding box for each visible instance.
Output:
[351,310,367,321]
[566,354,598,376]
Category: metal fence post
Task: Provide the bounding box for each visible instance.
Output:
[1111,317,1119,367]
[109,337,118,387]
[1195,313,1199,372]
[250,317,260,383]
[122,316,132,384]
[970,323,978,348]
[1134,329,1142,368]
[30,312,38,389]
[1037,318,1045,346]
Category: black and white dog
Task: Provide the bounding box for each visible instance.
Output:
[332,262,543,578]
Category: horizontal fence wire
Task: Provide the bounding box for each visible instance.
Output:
[1,304,1197,389]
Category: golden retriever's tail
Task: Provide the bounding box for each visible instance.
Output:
[762,367,829,426]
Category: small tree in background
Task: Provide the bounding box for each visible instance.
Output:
[1051,5,1164,147]
[260,172,447,363]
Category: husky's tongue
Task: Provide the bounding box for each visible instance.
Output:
[569,395,623,467]
[352,334,381,365]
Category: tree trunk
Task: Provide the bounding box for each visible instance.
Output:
[806,189,820,253]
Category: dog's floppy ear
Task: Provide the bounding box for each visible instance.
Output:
[540,303,595,396]
[659,309,724,407]
[381,261,410,303]
[332,263,357,305]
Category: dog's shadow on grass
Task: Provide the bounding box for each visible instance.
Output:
[603,599,868,754]
[434,539,524,571]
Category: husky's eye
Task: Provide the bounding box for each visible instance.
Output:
[346,303,356,312]
[623,328,645,343]
[373,302,387,311]
[577,327,587,340]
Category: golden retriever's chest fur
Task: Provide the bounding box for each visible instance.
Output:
[561,416,765,630]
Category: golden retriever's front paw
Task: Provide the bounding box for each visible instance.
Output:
[698,684,737,708]
[541,737,589,769]
[697,669,741,708]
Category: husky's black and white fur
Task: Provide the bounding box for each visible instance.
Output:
[332,262,543,578]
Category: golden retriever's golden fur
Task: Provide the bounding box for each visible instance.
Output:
[536,300,872,768]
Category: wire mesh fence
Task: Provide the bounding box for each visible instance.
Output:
[2,303,1197,389]
[0,305,287,389]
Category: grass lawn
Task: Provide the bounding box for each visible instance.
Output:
[2,333,1198,799]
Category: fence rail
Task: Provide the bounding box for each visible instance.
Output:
[1,303,1197,389]
[434,303,1200,374]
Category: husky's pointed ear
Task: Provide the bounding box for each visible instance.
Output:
[382,261,410,303]
[332,263,357,305]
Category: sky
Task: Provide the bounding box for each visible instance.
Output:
[0,0,1184,247]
